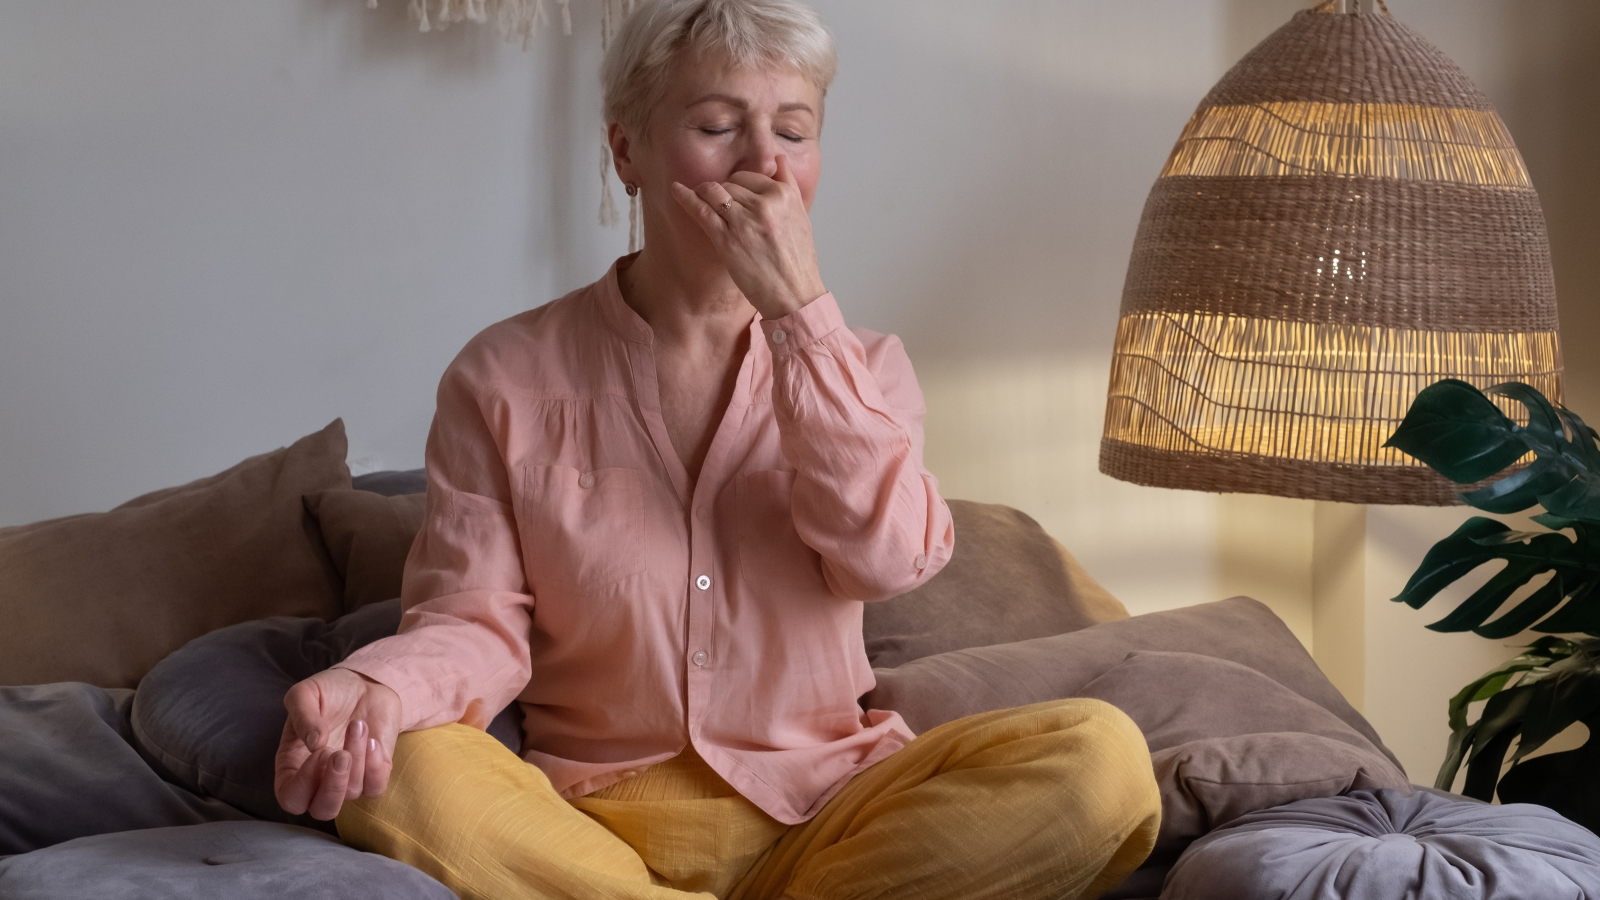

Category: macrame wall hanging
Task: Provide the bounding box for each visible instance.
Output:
[370,0,646,252]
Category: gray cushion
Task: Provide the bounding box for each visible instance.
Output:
[131,599,521,829]
[352,468,427,497]
[0,821,456,899]
[1164,788,1600,899]
[864,596,1399,772]
[0,683,247,856]
[1077,651,1409,858]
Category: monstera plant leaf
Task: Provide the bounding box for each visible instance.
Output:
[1386,381,1600,638]
[1393,517,1600,637]
[1386,379,1600,521]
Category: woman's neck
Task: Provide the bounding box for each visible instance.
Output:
[617,209,757,346]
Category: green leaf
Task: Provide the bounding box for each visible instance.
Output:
[1435,638,1579,790]
[1436,719,1475,791]
[1393,517,1597,636]
[1532,580,1600,635]
[1475,574,1569,638]
[1488,382,1566,447]
[1553,406,1600,469]
[1392,517,1513,610]
[1463,695,1525,800]
[1460,456,1572,514]
[1385,380,1529,484]
[1427,556,1551,632]
[1539,471,1600,524]
[1513,666,1600,762]
[1533,513,1582,530]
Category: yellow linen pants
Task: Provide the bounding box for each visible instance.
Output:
[336,699,1160,900]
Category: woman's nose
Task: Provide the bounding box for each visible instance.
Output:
[735,129,780,179]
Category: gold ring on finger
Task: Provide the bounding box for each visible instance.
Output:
[719,200,734,213]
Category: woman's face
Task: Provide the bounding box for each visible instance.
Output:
[618,50,823,220]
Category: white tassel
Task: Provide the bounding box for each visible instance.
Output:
[558,0,571,35]
[599,135,620,228]
[410,0,431,32]
[628,192,642,254]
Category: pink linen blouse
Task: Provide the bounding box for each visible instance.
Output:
[336,261,955,825]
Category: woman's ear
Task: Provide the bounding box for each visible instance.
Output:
[608,121,640,188]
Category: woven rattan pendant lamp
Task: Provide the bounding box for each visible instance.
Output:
[1099,0,1563,505]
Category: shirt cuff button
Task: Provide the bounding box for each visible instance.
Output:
[771,329,787,345]
[578,472,595,489]
[914,554,929,570]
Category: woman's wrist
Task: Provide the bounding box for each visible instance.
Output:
[753,278,826,321]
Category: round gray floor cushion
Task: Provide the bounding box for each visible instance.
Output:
[131,598,522,829]
[1164,788,1600,899]
[0,821,456,900]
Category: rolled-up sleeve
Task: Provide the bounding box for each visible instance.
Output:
[335,355,534,733]
[760,293,955,602]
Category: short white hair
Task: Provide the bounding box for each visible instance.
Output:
[601,0,837,138]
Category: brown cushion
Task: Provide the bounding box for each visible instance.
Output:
[863,500,1127,669]
[1078,650,1409,856]
[863,595,1400,772]
[303,490,426,614]
[0,421,350,688]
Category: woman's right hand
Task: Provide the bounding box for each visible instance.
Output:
[274,668,402,820]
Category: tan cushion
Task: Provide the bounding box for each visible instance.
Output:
[1077,651,1409,856]
[0,421,350,688]
[303,489,426,614]
[863,499,1127,669]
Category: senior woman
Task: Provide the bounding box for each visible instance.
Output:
[272,1,1159,898]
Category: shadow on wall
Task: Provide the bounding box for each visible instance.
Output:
[1504,1,1600,414]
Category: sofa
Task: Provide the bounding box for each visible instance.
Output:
[4,419,1599,900]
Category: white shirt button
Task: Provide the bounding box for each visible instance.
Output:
[620,769,639,779]
[914,554,929,570]
[771,329,787,345]
[696,574,711,590]
[692,650,709,667]
[578,472,595,489]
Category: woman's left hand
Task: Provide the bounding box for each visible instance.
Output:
[671,155,827,321]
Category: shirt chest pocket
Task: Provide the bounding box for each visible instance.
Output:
[518,465,647,594]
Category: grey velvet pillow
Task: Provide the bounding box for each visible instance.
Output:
[863,595,1399,771]
[0,683,247,856]
[1077,651,1409,857]
[1164,788,1600,900]
[864,500,1128,669]
[131,598,522,829]
[0,821,456,900]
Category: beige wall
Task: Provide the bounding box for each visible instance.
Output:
[2,1,1595,787]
